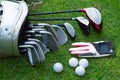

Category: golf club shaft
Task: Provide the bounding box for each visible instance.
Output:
[29,18,75,21]
[29,9,82,15]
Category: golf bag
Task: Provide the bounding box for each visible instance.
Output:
[0,0,68,65]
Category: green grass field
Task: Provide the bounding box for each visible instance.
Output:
[0,0,120,80]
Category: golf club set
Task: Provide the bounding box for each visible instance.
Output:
[0,0,74,65]
[0,0,110,65]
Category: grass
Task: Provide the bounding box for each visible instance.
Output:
[0,0,120,80]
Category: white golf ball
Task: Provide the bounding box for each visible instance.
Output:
[79,59,89,68]
[75,66,85,76]
[53,62,63,73]
[69,57,78,67]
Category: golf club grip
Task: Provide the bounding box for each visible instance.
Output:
[29,10,82,15]
[29,18,72,21]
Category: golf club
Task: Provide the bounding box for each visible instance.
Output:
[76,17,90,35]
[28,38,49,54]
[30,23,60,43]
[29,7,102,32]
[29,17,90,35]
[24,40,45,62]
[31,23,75,40]
[51,25,68,45]
[30,24,68,45]
[19,44,41,65]
[53,22,76,39]
[26,30,59,51]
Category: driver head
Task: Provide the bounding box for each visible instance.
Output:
[82,7,102,32]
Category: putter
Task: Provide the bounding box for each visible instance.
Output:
[26,30,59,51]
[30,23,68,45]
[29,7,102,32]
[29,17,90,35]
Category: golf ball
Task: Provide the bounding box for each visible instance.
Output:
[69,57,78,67]
[79,59,89,68]
[75,66,85,76]
[53,62,63,73]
